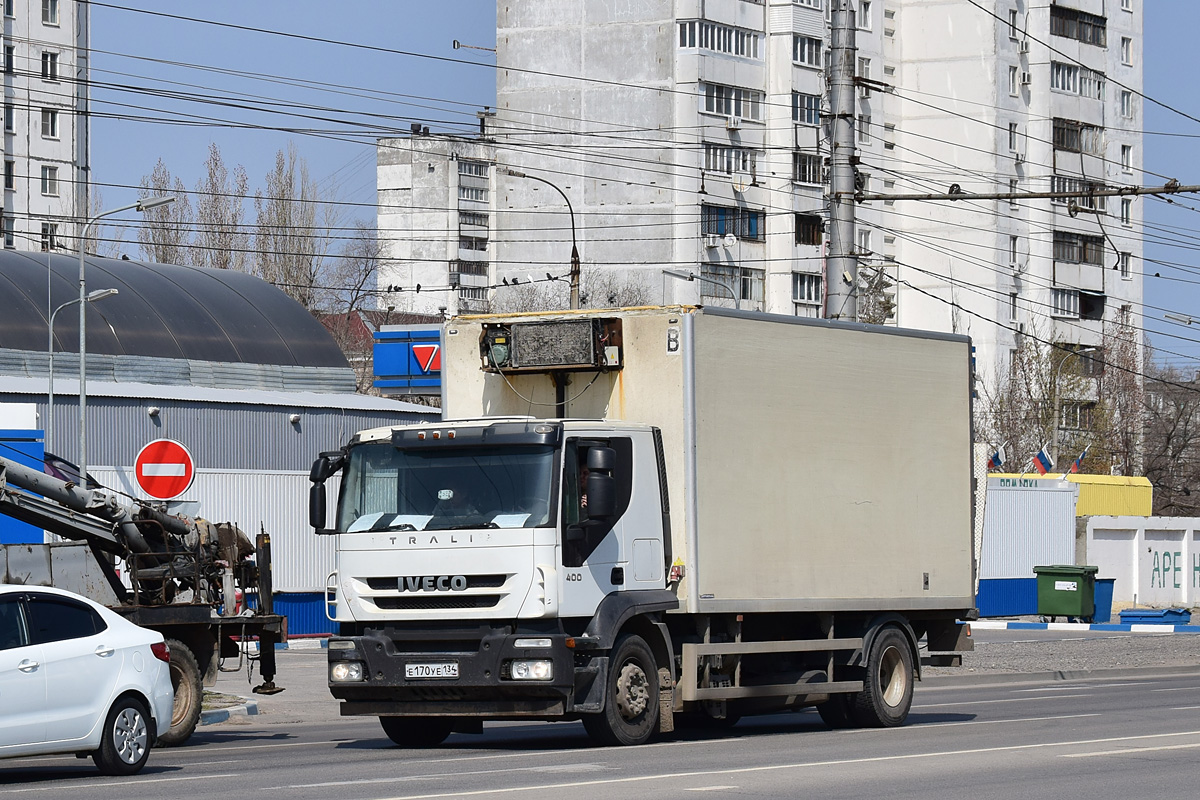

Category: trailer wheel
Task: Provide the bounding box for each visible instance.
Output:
[852,626,914,727]
[156,639,202,746]
[379,716,454,747]
[582,634,659,746]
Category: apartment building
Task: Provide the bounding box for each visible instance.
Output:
[377,0,1143,399]
[2,0,87,253]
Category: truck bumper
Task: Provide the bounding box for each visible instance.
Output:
[328,626,583,718]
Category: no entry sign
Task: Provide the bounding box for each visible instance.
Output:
[134,439,195,500]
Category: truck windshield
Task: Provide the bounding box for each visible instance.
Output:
[336,443,556,533]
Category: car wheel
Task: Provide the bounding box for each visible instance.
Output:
[92,696,152,776]
[156,639,203,746]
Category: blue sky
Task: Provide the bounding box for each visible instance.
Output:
[89,2,1199,368]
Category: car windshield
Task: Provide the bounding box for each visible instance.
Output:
[336,442,556,532]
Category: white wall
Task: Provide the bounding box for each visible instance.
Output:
[1086,516,1200,607]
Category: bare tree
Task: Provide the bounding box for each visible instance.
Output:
[490,267,653,313]
[320,221,382,392]
[253,143,337,308]
[1144,365,1200,515]
[137,160,194,265]
[192,143,250,271]
[86,189,129,258]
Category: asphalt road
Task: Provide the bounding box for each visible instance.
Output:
[3,651,1200,798]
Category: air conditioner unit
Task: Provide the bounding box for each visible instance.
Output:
[1020,71,1032,86]
[1019,40,1030,54]
[704,234,721,248]
[726,115,742,131]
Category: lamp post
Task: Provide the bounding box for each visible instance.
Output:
[662,268,741,310]
[1051,346,1098,465]
[48,288,118,455]
[502,169,580,309]
[78,196,174,490]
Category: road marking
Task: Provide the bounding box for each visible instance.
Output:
[0,773,237,794]
[686,787,738,792]
[1172,706,1200,711]
[1061,742,1200,758]
[901,713,1100,730]
[913,694,1091,709]
[1013,686,1089,692]
[368,730,1200,800]
[1152,687,1200,693]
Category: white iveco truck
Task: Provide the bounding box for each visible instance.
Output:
[311,307,976,746]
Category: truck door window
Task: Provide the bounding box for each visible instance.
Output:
[562,437,633,568]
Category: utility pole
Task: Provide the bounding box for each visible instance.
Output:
[826,0,857,322]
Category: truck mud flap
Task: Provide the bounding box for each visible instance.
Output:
[571,655,608,714]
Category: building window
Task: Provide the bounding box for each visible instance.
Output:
[1009,292,1018,322]
[705,143,759,176]
[1121,144,1133,172]
[459,211,488,228]
[1009,66,1019,96]
[1121,0,1132,9]
[1051,62,1078,94]
[857,114,871,144]
[1121,37,1132,65]
[1009,235,1019,264]
[858,0,872,30]
[1008,122,1019,151]
[3,103,12,132]
[1053,231,1105,265]
[681,21,761,58]
[793,272,823,317]
[699,263,763,306]
[40,108,58,139]
[2,216,12,248]
[1120,90,1133,118]
[1078,67,1105,100]
[1060,401,1096,431]
[1050,6,1107,47]
[40,222,57,252]
[1053,118,1104,155]
[793,92,821,126]
[458,185,487,202]
[3,0,12,18]
[41,51,58,81]
[793,152,822,184]
[1008,9,1019,39]
[1120,198,1132,225]
[702,203,765,241]
[857,228,872,256]
[4,46,14,75]
[450,260,488,277]
[42,0,59,25]
[796,0,821,8]
[796,213,823,245]
[1051,175,1108,212]
[40,165,58,196]
[794,35,822,67]
[1119,252,1132,280]
[1009,178,1019,208]
[1051,288,1080,318]
[459,235,487,252]
[703,82,763,121]
[3,160,11,190]
[458,160,488,178]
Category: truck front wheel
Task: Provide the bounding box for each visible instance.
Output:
[156,639,202,746]
[582,634,659,746]
[379,716,454,747]
[852,626,914,727]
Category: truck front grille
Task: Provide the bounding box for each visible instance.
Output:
[365,574,507,591]
[374,595,502,611]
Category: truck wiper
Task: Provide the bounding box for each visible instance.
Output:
[429,521,500,530]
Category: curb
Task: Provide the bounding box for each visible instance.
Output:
[921,663,1200,689]
[971,620,1200,634]
[199,698,259,726]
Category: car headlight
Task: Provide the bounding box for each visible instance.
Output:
[330,661,365,682]
[509,659,553,680]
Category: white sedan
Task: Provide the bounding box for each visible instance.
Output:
[0,584,174,775]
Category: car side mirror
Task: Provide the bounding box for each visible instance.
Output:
[309,483,328,532]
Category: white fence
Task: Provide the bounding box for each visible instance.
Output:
[1086,516,1200,607]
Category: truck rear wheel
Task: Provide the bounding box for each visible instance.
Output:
[582,634,659,746]
[852,627,914,727]
[157,639,202,746]
[379,716,454,747]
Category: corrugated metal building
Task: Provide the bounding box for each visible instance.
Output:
[989,473,1153,517]
[0,253,436,632]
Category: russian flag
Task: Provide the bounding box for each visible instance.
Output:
[1033,446,1054,475]
[1067,446,1089,475]
[987,445,1005,471]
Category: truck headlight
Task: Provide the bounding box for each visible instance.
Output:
[509,659,553,680]
[330,661,365,682]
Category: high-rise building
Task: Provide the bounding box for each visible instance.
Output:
[378,0,1142,405]
[2,0,88,253]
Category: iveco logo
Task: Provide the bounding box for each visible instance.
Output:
[398,576,468,592]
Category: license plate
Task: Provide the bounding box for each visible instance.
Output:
[405,662,459,679]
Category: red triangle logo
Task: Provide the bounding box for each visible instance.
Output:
[412,344,441,373]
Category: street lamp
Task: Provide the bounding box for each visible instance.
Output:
[48,288,118,455]
[1052,346,1098,465]
[502,169,580,309]
[78,196,174,490]
[662,269,740,310]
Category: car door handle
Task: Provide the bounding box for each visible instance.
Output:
[94,645,115,657]
[17,659,39,672]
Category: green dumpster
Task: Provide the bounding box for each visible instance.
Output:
[1033,565,1098,620]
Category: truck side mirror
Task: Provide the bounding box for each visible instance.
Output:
[586,472,616,518]
[309,483,328,531]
